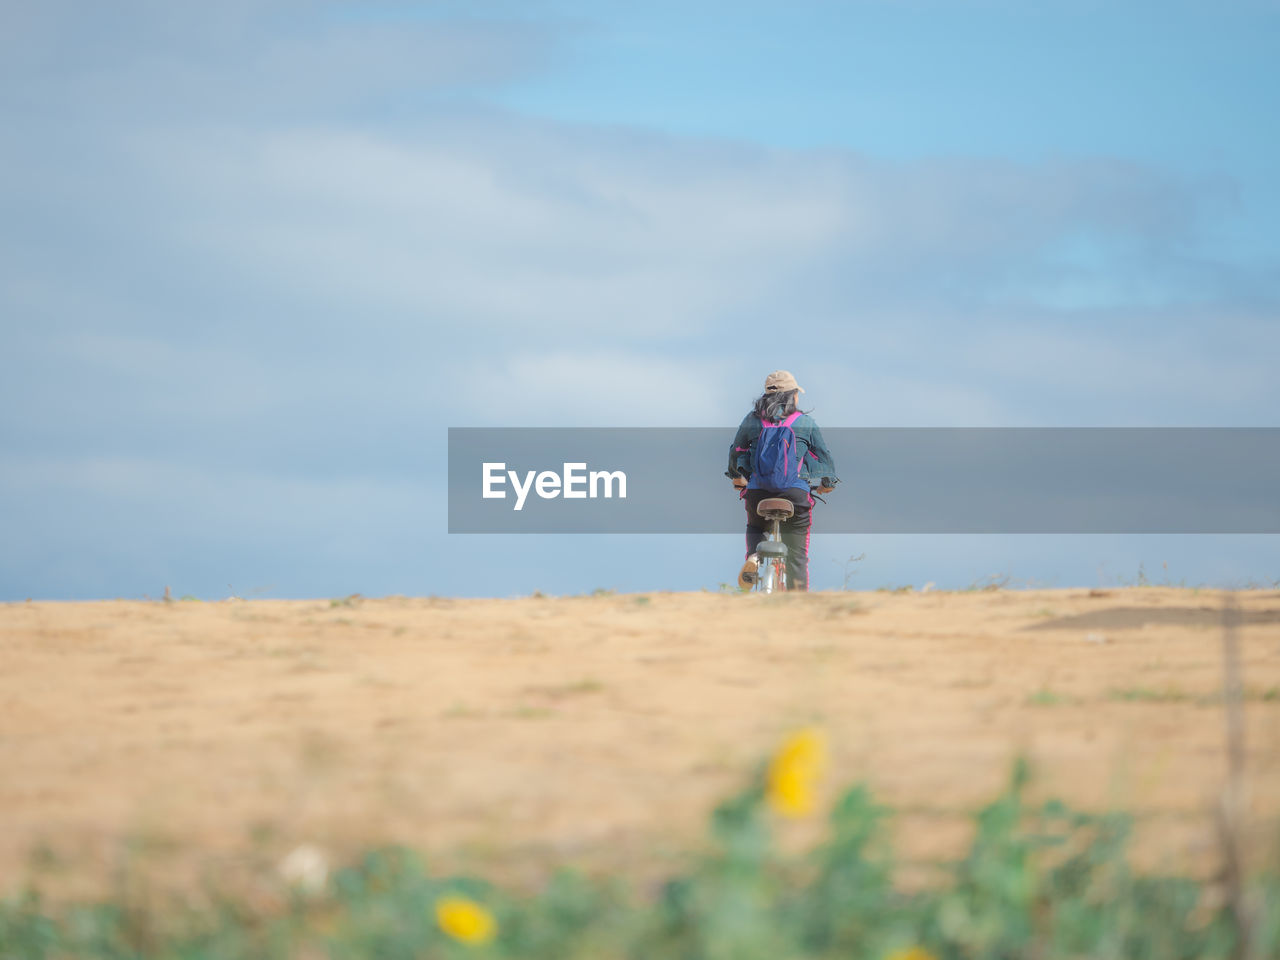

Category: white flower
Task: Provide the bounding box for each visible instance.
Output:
[278,843,329,893]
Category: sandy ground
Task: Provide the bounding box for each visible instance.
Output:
[2,588,1278,900]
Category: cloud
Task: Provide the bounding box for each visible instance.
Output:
[461,350,742,425]
[5,102,1270,453]
[0,1,557,122]
[134,122,853,338]
[0,451,429,599]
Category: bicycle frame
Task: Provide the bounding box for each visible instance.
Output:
[752,507,792,594]
[757,515,787,593]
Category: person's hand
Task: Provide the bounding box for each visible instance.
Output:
[816,484,835,494]
[732,477,748,491]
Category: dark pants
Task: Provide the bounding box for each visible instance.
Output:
[743,488,813,590]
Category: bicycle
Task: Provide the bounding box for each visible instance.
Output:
[737,477,838,593]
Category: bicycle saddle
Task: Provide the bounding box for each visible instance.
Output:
[756,498,795,518]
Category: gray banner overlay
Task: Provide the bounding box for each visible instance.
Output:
[448,428,1280,534]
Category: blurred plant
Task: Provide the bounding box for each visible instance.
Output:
[883,948,937,960]
[2,740,1276,959]
[835,552,866,590]
[965,574,1012,592]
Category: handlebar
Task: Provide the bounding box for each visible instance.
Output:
[726,471,839,492]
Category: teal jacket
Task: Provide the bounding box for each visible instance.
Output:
[727,412,839,491]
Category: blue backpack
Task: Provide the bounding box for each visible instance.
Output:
[753,411,802,490]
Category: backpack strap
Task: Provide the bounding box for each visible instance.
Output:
[760,412,801,429]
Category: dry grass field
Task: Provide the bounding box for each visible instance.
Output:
[2,588,1278,900]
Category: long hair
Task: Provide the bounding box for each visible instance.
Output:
[752,388,800,423]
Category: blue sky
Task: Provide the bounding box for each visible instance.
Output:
[2,0,1277,599]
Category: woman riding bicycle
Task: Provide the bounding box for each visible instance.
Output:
[727,370,838,591]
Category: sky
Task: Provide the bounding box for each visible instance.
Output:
[2,0,1278,599]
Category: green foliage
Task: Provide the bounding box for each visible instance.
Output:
[1026,687,1072,706]
[1109,685,1194,703]
[3,760,1276,960]
[793,786,901,956]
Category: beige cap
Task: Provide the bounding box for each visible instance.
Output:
[764,370,804,394]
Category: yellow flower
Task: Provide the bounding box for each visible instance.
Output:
[766,727,826,817]
[435,895,496,945]
[884,948,938,960]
